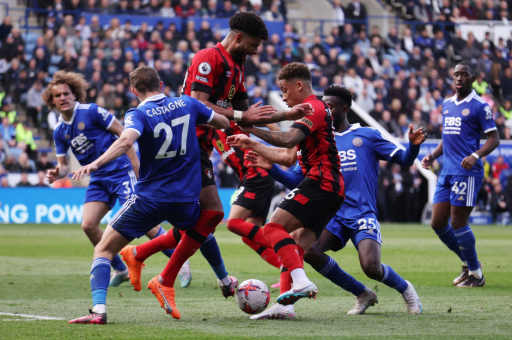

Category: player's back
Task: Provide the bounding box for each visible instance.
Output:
[442,90,496,177]
[334,124,405,220]
[124,94,214,202]
[53,102,131,177]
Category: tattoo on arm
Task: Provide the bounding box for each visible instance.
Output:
[250,142,294,166]
[249,127,305,148]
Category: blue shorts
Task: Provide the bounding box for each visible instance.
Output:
[110,195,201,242]
[433,174,483,207]
[325,213,382,252]
[85,169,137,208]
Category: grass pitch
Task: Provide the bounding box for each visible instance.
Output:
[0,223,511,339]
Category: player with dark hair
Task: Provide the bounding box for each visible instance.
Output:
[227,63,343,311]
[68,66,230,323]
[43,71,170,288]
[241,85,425,318]
[422,61,500,287]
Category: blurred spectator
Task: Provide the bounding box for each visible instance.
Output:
[379,110,402,137]
[27,81,46,129]
[345,0,367,31]
[35,171,49,187]
[36,152,54,173]
[490,179,509,222]
[53,176,73,188]
[16,171,32,187]
[492,155,509,179]
[0,16,12,42]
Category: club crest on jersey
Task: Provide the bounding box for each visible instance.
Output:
[216,140,225,152]
[462,109,470,116]
[485,106,492,119]
[198,62,211,75]
[352,137,363,147]
[298,118,313,129]
[78,121,85,130]
[204,168,213,179]
[228,85,236,100]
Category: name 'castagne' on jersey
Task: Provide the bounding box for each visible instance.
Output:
[124,94,214,202]
[54,102,131,177]
[441,90,497,177]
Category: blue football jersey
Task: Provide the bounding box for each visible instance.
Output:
[334,124,405,220]
[124,94,214,202]
[54,102,131,177]
[441,90,496,176]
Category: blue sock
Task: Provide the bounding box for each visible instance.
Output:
[200,234,228,280]
[91,257,111,309]
[434,224,465,262]
[380,264,408,294]
[154,226,175,258]
[455,225,479,271]
[111,254,126,271]
[318,256,366,296]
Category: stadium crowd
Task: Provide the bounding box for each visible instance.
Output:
[0,0,511,222]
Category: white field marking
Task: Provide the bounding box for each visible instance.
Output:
[0,312,65,320]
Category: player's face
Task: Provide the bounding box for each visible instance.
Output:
[279,79,302,108]
[234,34,262,62]
[323,95,347,129]
[52,83,76,113]
[453,65,475,95]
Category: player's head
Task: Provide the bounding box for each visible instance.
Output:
[129,65,163,99]
[277,62,313,107]
[42,71,88,113]
[322,85,353,128]
[454,61,476,95]
[228,12,268,62]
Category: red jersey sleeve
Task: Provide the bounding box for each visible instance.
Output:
[188,49,219,95]
[290,102,325,137]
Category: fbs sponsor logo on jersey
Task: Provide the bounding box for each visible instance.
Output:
[71,133,93,154]
[196,75,208,83]
[198,62,211,75]
[444,117,462,135]
[204,168,213,179]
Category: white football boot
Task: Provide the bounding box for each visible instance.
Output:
[347,287,378,314]
[401,280,423,314]
[250,304,296,320]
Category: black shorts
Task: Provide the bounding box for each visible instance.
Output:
[233,175,275,219]
[278,177,344,238]
[200,148,216,188]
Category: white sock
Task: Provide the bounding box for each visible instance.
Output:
[463,261,468,266]
[290,268,309,285]
[221,276,231,286]
[469,268,483,279]
[92,304,106,314]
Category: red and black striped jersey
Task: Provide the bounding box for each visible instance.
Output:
[182,42,247,153]
[213,121,268,181]
[290,95,345,197]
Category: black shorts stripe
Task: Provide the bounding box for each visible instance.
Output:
[247,225,261,240]
[274,238,296,253]
[185,228,208,244]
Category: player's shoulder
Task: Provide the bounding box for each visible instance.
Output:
[191,47,219,69]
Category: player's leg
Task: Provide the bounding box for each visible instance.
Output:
[246,216,282,269]
[145,225,175,258]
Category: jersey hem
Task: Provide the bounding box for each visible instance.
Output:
[125,127,142,136]
[191,82,212,94]
[206,111,215,123]
[56,153,67,157]
[106,115,115,130]
[291,122,311,137]
[484,127,497,133]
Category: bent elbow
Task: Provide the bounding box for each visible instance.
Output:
[282,158,296,167]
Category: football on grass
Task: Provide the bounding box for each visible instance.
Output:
[235,279,270,314]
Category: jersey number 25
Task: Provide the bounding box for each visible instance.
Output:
[153,115,190,159]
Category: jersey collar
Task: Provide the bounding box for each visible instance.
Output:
[58,101,79,125]
[449,89,476,106]
[215,42,237,65]
[137,93,166,108]
[335,123,361,137]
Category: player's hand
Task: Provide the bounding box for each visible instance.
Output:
[421,154,435,169]
[286,103,314,121]
[241,101,277,125]
[245,151,273,170]
[46,166,60,184]
[461,154,478,170]
[72,164,99,180]
[408,124,427,146]
[226,134,253,150]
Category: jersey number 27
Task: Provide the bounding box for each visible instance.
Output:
[154,115,190,159]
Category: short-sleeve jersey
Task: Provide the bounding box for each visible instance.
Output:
[124,94,214,202]
[213,121,268,181]
[334,124,404,220]
[182,42,248,153]
[53,102,131,178]
[290,95,344,197]
[441,90,497,177]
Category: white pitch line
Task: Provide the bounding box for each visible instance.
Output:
[0,312,65,320]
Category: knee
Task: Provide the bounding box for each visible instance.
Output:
[361,260,383,280]
[430,218,446,231]
[303,247,321,265]
[81,220,99,234]
[227,218,243,233]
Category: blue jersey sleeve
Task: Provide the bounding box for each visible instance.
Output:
[477,103,497,134]
[123,109,145,136]
[54,131,68,158]
[268,163,303,190]
[191,97,214,125]
[89,104,115,130]
[372,129,419,166]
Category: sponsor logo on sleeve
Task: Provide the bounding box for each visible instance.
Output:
[196,75,209,83]
[297,118,313,129]
[124,115,134,127]
[198,62,211,75]
[97,107,110,121]
[485,106,492,120]
[204,168,213,179]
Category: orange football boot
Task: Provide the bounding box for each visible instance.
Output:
[120,246,145,291]
[148,276,181,319]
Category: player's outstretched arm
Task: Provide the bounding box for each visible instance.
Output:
[239,126,306,149]
[461,130,500,170]
[46,156,69,184]
[208,112,230,130]
[72,130,140,180]
[245,151,304,190]
[392,125,427,166]
[227,134,297,166]
[422,140,444,169]
[108,118,140,179]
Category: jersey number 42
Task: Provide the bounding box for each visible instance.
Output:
[153,115,190,159]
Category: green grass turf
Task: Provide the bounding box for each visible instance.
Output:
[0,223,511,339]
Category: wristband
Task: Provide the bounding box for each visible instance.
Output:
[471,152,480,160]
[233,110,243,122]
